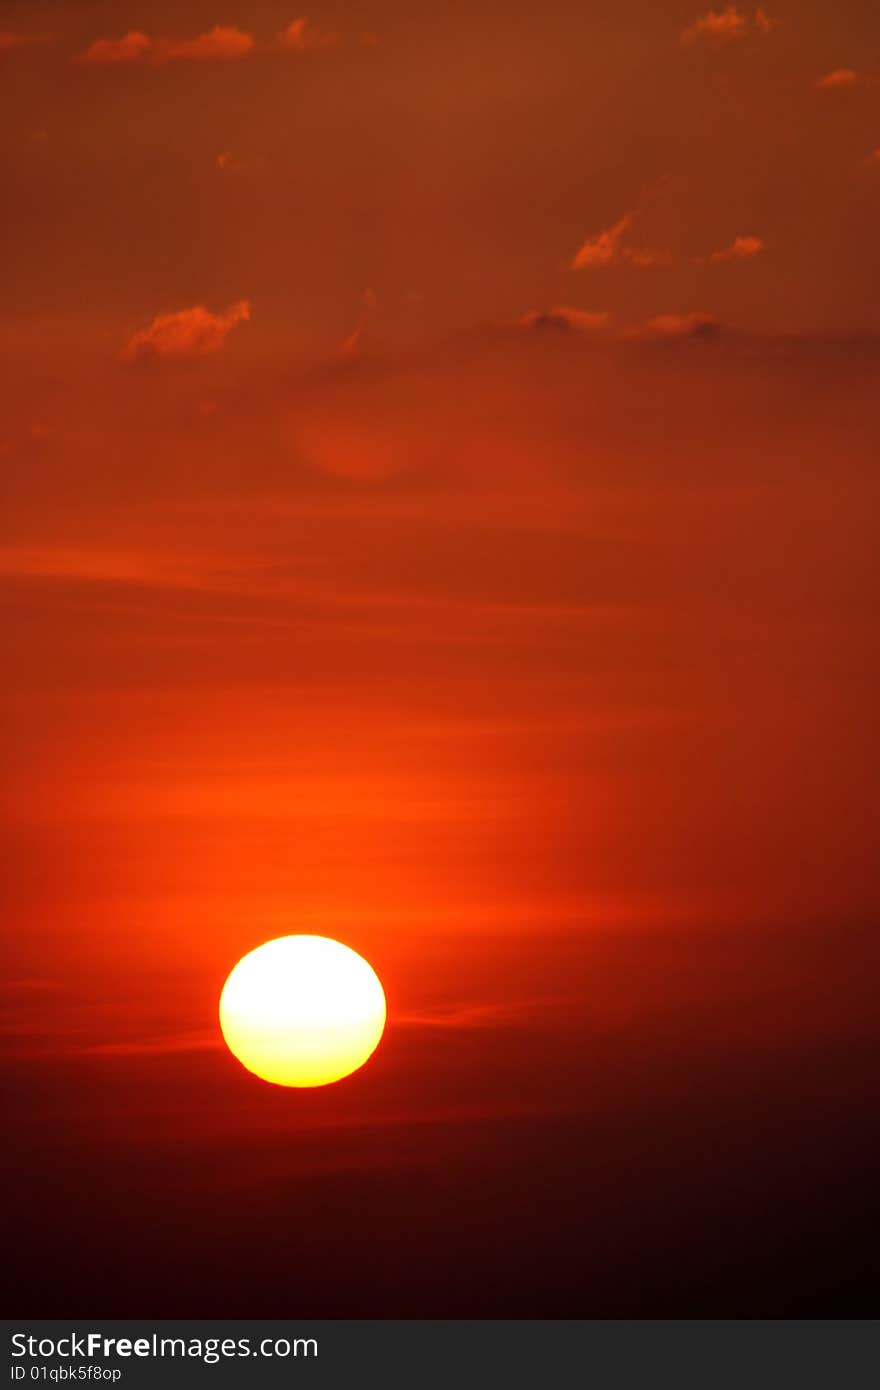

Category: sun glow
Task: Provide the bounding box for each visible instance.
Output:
[219,935,387,1087]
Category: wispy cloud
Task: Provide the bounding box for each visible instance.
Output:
[78,30,151,65]
[395,1000,548,1030]
[0,544,212,588]
[702,234,765,264]
[571,212,636,269]
[509,307,612,335]
[215,151,248,174]
[624,247,674,268]
[815,68,859,91]
[681,6,773,48]
[622,312,721,342]
[335,288,381,363]
[276,19,338,52]
[153,26,255,63]
[122,301,251,363]
[78,19,361,66]
[79,1030,222,1057]
[337,321,366,362]
[571,211,673,271]
[79,26,255,66]
[32,1004,549,1059]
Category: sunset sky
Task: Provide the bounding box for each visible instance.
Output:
[3,1,879,1316]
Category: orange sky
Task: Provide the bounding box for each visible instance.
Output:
[2,1,880,1317]
[2,1,880,343]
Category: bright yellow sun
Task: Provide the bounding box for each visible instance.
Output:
[219,935,386,1087]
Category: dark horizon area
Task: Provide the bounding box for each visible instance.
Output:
[5,921,879,1316]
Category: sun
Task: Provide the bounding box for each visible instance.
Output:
[219,935,387,1087]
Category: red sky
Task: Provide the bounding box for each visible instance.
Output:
[2,1,880,1316]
